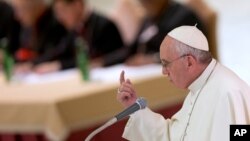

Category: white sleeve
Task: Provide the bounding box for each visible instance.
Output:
[122,107,171,141]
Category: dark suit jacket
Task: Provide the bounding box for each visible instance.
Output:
[7,7,68,65]
[56,12,124,69]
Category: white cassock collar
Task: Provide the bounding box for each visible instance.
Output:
[188,59,217,94]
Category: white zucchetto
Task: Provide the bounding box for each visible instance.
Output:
[168,25,209,51]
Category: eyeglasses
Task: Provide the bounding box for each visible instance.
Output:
[161,54,189,68]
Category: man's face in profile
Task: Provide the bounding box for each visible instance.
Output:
[160,36,189,89]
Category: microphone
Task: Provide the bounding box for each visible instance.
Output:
[85,97,147,141]
[115,97,147,121]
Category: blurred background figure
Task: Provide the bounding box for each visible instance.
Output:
[110,0,206,66]
[52,0,124,69]
[184,0,218,60]
[109,0,146,46]
[0,0,15,40]
[7,0,67,74]
[0,0,16,70]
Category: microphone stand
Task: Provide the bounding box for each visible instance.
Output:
[84,97,146,141]
[85,118,117,141]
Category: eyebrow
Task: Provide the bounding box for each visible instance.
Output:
[161,59,169,63]
[160,59,170,66]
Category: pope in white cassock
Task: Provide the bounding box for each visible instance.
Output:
[117,25,250,141]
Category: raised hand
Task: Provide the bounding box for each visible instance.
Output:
[117,71,137,108]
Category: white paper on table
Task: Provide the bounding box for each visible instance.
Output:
[12,64,162,85]
[12,69,78,85]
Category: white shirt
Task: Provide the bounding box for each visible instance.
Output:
[123,59,250,141]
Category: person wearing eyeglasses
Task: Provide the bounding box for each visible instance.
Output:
[117,25,250,141]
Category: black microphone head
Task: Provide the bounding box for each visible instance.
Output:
[115,97,147,121]
[136,97,147,109]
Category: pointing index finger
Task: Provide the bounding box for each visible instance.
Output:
[120,70,125,84]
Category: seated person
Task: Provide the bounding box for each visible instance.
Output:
[51,0,124,70]
[7,0,67,74]
[120,0,206,66]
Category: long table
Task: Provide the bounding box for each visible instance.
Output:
[0,64,187,141]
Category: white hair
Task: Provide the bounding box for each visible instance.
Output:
[173,39,212,64]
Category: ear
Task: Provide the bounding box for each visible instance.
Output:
[186,55,196,68]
